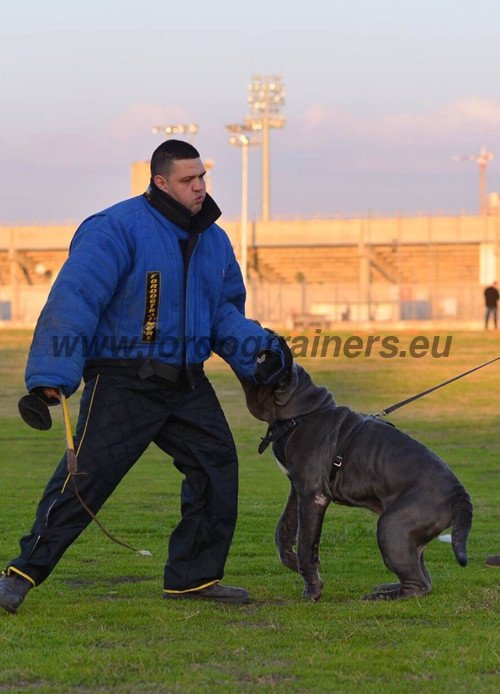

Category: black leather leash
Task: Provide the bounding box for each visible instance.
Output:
[373,355,500,418]
[333,356,500,475]
[331,355,500,478]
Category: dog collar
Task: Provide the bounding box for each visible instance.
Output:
[258,418,299,454]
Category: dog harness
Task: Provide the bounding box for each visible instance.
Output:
[330,417,367,474]
[259,414,395,479]
[331,415,395,477]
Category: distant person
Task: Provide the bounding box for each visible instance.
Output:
[0,139,290,614]
[484,281,499,329]
[340,301,350,322]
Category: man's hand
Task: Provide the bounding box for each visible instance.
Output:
[43,387,61,401]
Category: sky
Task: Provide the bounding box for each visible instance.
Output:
[1,0,500,223]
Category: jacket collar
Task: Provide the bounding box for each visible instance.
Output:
[144,180,221,234]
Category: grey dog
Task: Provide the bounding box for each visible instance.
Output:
[239,362,473,602]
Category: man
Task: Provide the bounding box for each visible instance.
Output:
[484,281,499,329]
[0,140,289,614]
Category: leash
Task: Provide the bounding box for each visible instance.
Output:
[59,392,152,557]
[331,355,499,479]
[373,355,500,418]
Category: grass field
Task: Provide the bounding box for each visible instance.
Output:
[0,329,498,693]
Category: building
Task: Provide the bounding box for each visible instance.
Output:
[1,214,498,327]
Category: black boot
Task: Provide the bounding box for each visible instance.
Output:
[0,574,32,614]
[163,582,250,604]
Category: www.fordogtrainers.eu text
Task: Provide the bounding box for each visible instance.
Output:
[285,332,452,358]
[51,332,453,360]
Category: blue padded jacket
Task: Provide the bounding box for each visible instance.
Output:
[25,195,284,396]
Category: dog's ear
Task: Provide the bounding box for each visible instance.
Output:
[275,362,299,406]
[278,335,293,371]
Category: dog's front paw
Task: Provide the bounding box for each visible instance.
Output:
[371,581,400,593]
[303,580,323,602]
[362,588,401,601]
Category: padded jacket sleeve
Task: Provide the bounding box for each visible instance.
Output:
[210,242,287,384]
[25,215,132,396]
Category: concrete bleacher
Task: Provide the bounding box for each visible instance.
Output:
[2,242,478,287]
[368,243,480,284]
[250,242,481,285]
[0,224,73,290]
[250,246,360,284]
[0,249,67,285]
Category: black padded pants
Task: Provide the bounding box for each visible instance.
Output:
[7,369,239,590]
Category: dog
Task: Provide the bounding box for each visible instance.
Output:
[239,362,473,602]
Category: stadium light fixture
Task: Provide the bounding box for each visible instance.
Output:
[151,123,199,142]
[246,75,285,221]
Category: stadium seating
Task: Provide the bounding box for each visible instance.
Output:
[248,243,480,285]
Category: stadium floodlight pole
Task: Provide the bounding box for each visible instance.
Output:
[246,76,285,221]
[226,124,259,280]
[151,123,199,143]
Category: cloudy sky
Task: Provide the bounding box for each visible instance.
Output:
[1,0,500,223]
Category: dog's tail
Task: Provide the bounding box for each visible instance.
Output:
[451,489,473,567]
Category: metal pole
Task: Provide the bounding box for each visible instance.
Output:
[225,125,259,278]
[261,108,270,222]
[241,141,249,281]
[8,230,19,323]
[479,161,487,215]
[358,222,370,320]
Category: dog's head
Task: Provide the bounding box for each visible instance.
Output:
[239,361,336,424]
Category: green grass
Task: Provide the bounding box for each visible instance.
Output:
[0,329,499,693]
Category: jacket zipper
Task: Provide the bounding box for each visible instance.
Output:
[184,233,201,388]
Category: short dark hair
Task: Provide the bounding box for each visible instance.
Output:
[150,139,200,177]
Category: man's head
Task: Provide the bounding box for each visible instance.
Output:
[150,139,206,216]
